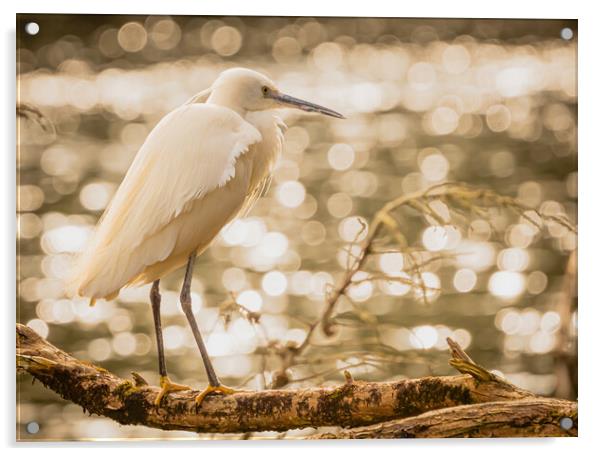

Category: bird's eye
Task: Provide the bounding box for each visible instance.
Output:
[261,86,269,96]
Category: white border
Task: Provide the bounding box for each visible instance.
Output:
[3,0,598,454]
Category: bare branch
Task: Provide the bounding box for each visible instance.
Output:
[320,182,577,337]
[313,399,577,438]
[17,324,539,434]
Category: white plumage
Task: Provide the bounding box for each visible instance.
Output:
[69,67,342,303]
[66,67,343,405]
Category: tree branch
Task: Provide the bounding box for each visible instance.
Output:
[17,323,539,434]
[312,399,577,438]
[262,183,577,388]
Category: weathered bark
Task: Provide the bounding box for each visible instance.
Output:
[313,398,577,438]
[17,323,541,434]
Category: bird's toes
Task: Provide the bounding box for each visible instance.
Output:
[153,391,166,407]
[194,384,239,407]
[154,376,191,407]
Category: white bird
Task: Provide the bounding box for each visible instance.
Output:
[69,67,343,406]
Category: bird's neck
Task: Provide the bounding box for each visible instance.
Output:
[206,91,247,118]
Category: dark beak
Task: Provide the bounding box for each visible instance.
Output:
[270,92,345,119]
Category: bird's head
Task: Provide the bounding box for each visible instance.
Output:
[207,67,344,119]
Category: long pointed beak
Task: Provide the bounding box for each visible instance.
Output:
[270,92,345,119]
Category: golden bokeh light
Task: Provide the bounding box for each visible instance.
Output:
[453,268,477,293]
[327,143,355,171]
[16,15,577,440]
[117,22,148,53]
[262,271,288,297]
[149,18,182,51]
[211,26,242,56]
[488,271,526,300]
[276,180,306,208]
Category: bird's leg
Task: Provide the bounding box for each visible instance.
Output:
[180,252,240,406]
[150,279,190,406]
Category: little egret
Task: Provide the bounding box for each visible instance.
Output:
[69,67,343,406]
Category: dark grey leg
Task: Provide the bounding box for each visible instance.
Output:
[150,280,167,377]
[180,252,221,387]
[150,280,190,407]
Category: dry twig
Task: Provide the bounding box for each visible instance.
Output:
[271,183,577,383]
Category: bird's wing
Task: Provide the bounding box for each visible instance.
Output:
[96,104,261,250]
[71,104,261,297]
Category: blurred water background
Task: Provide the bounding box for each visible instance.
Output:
[16,15,577,440]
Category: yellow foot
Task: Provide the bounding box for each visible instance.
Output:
[194,384,239,407]
[154,375,190,406]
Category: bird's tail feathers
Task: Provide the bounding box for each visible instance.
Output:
[65,237,128,303]
[65,224,178,303]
